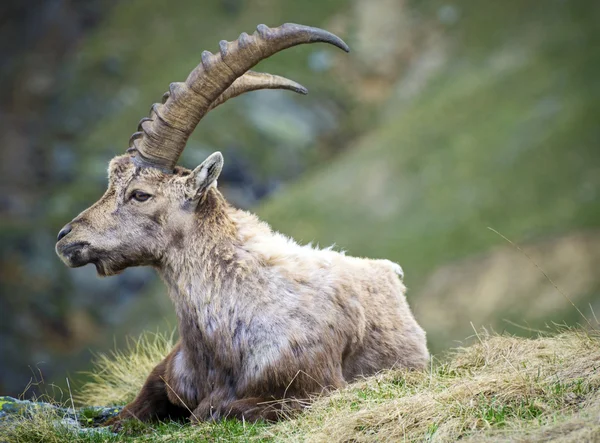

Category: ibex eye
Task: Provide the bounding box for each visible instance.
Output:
[131,191,151,202]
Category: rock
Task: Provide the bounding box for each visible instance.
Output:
[0,396,122,433]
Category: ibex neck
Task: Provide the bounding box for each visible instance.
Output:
[156,191,269,356]
[157,189,260,311]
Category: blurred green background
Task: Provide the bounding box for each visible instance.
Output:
[0,0,598,399]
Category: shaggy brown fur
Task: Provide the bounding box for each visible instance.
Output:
[56,152,429,426]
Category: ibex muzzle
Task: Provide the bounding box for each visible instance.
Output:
[56,24,429,427]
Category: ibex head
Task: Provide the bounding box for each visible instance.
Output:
[55,152,224,276]
[56,24,349,276]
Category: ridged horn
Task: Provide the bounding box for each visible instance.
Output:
[128,71,307,155]
[207,71,308,111]
[129,23,349,172]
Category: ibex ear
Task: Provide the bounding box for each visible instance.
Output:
[189,152,223,197]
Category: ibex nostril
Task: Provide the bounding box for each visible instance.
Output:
[57,224,72,242]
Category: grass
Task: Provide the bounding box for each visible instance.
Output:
[265,328,600,442]
[76,331,176,407]
[2,327,599,442]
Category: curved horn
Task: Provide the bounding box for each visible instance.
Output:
[207,71,307,111]
[127,71,307,156]
[129,23,349,172]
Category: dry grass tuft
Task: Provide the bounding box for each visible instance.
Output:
[262,329,600,442]
[76,330,175,407]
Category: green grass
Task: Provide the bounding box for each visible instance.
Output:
[2,328,599,442]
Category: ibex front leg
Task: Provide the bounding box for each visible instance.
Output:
[108,342,189,430]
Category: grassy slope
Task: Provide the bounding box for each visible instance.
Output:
[258,0,600,351]
[2,328,599,442]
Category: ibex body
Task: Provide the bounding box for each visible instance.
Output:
[56,23,429,425]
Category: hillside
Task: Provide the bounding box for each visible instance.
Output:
[1,328,599,442]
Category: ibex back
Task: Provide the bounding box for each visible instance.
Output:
[56,23,429,426]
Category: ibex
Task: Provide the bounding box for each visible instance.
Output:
[56,23,429,426]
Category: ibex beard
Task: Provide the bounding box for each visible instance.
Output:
[56,23,429,427]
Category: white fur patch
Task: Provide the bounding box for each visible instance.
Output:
[172,349,197,404]
[382,259,404,279]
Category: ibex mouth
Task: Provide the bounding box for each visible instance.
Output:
[56,241,91,268]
